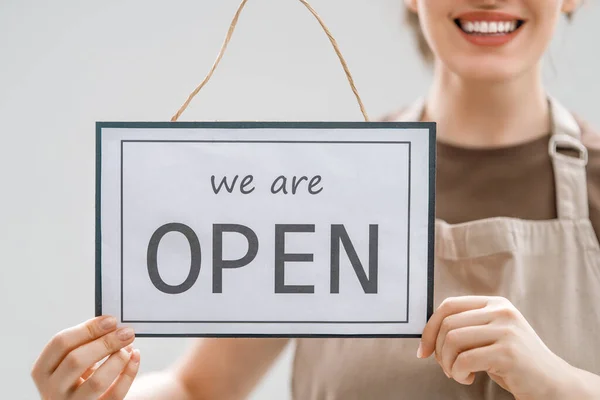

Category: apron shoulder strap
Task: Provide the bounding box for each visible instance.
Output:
[548,96,590,220]
[388,97,425,122]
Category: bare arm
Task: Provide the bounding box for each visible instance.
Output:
[559,366,600,400]
[126,338,290,400]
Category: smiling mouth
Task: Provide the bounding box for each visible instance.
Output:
[454,19,525,35]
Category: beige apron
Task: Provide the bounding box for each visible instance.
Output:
[291,97,600,399]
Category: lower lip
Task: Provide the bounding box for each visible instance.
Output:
[457,24,522,47]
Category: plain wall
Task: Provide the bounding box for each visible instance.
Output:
[1,0,599,398]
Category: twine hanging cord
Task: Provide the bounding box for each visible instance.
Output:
[171,0,369,122]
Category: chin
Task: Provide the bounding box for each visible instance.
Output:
[440,54,528,84]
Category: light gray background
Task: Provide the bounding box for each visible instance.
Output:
[1,0,598,398]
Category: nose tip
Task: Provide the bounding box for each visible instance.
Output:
[478,0,500,9]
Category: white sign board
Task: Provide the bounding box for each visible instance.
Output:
[96,122,436,337]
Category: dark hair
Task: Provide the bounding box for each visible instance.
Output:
[404,8,577,64]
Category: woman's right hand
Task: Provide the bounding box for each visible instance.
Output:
[31,316,140,400]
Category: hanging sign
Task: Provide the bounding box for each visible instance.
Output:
[96,122,435,337]
[95,0,436,337]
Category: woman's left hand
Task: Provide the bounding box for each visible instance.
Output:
[417,296,578,399]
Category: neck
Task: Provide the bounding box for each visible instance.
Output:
[423,63,551,148]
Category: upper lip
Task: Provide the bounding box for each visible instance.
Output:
[454,11,524,22]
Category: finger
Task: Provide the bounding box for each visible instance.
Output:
[33,316,117,381]
[451,344,501,385]
[440,325,501,379]
[100,349,140,400]
[80,345,131,383]
[434,308,493,368]
[419,296,489,358]
[50,327,135,395]
[72,348,132,400]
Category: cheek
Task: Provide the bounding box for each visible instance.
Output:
[526,0,562,47]
[417,0,453,52]
[415,1,456,60]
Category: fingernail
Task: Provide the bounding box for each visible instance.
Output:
[444,370,451,378]
[100,316,117,331]
[416,342,423,358]
[116,327,134,341]
[132,349,140,364]
[125,344,134,353]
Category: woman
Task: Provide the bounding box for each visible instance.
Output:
[31,0,600,399]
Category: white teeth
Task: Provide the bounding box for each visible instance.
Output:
[459,19,520,35]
